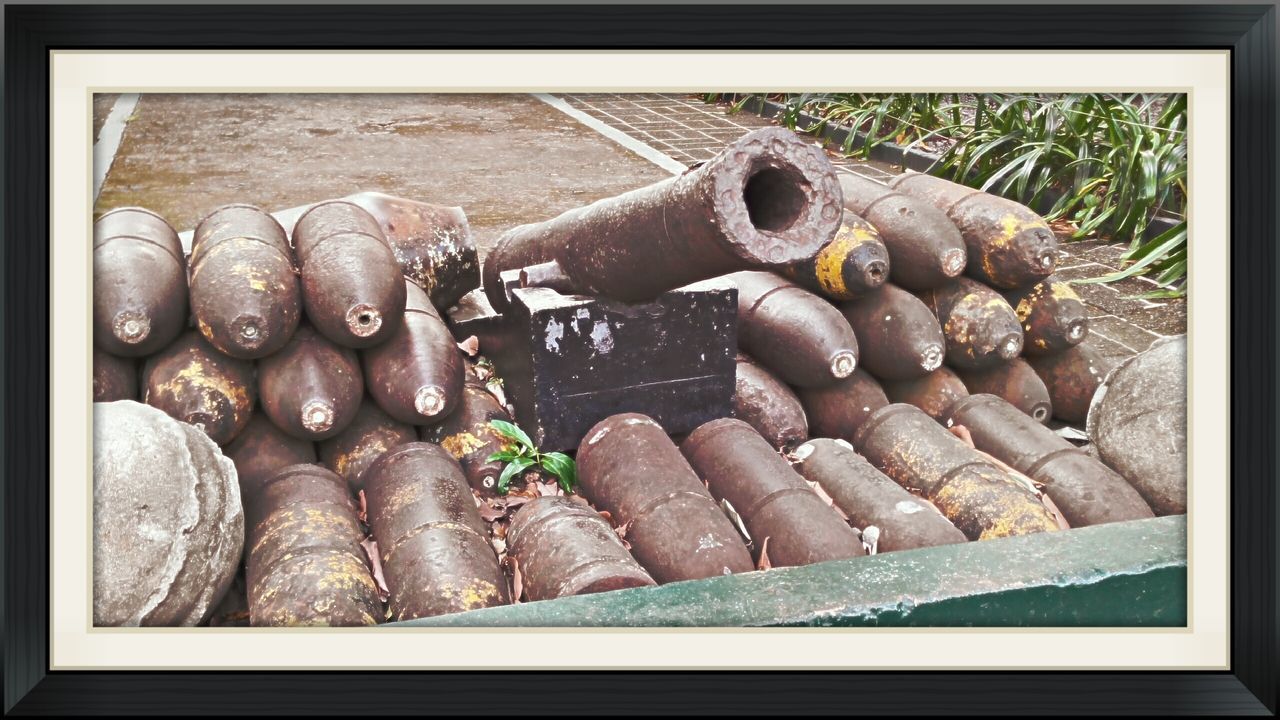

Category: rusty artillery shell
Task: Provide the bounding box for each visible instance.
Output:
[508,496,656,601]
[955,358,1053,424]
[890,172,1057,289]
[190,204,301,359]
[838,172,967,290]
[945,394,1154,527]
[796,368,888,444]
[682,418,864,567]
[292,200,406,348]
[93,207,188,356]
[783,211,890,300]
[258,324,363,441]
[1024,341,1116,423]
[881,367,969,421]
[225,412,318,501]
[363,442,510,620]
[246,464,381,626]
[838,284,945,380]
[142,330,255,445]
[920,277,1024,369]
[483,127,844,310]
[793,438,967,552]
[344,192,479,309]
[362,280,465,425]
[733,355,808,450]
[853,404,1060,540]
[93,348,137,402]
[1003,277,1089,356]
[728,270,859,387]
[421,380,513,494]
[317,400,417,493]
[576,413,754,583]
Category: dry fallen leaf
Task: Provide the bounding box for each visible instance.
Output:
[756,536,772,571]
[614,520,632,540]
[359,536,391,602]
[505,556,524,604]
[806,479,848,521]
[357,489,368,525]
[478,499,508,523]
[457,335,480,356]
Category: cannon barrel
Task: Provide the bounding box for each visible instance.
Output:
[482,127,843,309]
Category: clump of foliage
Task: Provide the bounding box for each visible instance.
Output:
[486,419,577,495]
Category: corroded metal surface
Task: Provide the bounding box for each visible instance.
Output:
[681,418,864,567]
[190,204,301,358]
[362,280,465,425]
[793,438,967,553]
[93,347,137,403]
[398,515,1186,628]
[783,211,890,300]
[346,192,479,309]
[507,496,655,601]
[420,379,513,494]
[881,367,969,421]
[225,412,318,503]
[854,404,1060,541]
[946,394,1154,527]
[257,323,363,441]
[93,207,188,356]
[245,464,382,627]
[839,284,945,380]
[363,442,510,620]
[728,270,859,388]
[955,358,1053,424]
[575,413,754,583]
[1003,277,1089,356]
[919,277,1024,370]
[890,172,1057,289]
[482,127,843,309]
[142,330,255,445]
[838,172,967,290]
[317,400,418,493]
[292,200,406,348]
[1088,336,1187,516]
[732,355,807,450]
[796,368,888,444]
[1025,341,1116,423]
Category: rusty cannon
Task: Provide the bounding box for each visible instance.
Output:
[482,127,844,310]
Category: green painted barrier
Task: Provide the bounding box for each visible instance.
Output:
[392,514,1185,628]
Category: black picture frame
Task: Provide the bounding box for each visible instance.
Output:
[4,3,1274,715]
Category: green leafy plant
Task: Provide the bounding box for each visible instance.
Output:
[485,419,577,495]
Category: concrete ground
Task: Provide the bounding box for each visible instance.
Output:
[94,92,1185,361]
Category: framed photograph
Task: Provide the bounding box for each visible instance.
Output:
[6,2,1274,715]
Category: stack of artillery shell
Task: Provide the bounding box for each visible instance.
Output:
[420,379,515,494]
[258,324,363,441]
[854,403,1061,540]
[190,205,301,358]
[783,210,891,301]
[142,330,256,445]
[362,279,464,425]
[839,284,946,380]
[682,418,864,567]
[482,126,843,310]
[1026,341,1115,423]
[245,464,382,626]
[363,443,510,620]
[955,358,1053,424]
[728,270,859,387]
[575,413,754,584]
[1004,277,1089,356]
[507,496,656,601]
[317,400,418,493]
[94,208,189,357]
[837,172,967,290]
[945,394,1154,526]
[292,200,406,348]
[918,277,1024,370]
[793,438,967,553]
[732,355,807,450]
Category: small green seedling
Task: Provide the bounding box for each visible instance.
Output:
[485,419,577,495]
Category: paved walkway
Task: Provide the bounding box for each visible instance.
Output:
[560,93,1186,361]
